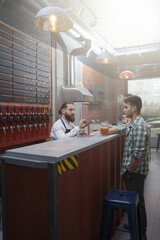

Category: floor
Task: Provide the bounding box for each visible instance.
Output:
[113,148,160,240]
[0,149,160,240]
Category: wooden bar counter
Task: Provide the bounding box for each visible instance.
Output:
[0,132,125,240]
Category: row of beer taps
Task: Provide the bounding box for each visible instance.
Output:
[0,105,50,134]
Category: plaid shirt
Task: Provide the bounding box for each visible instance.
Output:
[118,115,150,176]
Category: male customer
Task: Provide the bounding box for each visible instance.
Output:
[106,95,150,240]
[50,102,86,140]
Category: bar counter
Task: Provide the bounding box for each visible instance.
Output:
[0,131,125,240]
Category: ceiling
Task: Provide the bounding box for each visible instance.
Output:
[2,0,160,79]
[62,0,160,79]
[63,0,160,48]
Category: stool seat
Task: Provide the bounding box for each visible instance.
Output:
[156,133,160,151]
[100,189,139,240]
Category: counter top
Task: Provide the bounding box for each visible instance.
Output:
[0,131,119,167]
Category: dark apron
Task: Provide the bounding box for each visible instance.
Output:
[60,118,71,134]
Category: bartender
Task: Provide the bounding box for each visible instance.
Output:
[50,102,86,140]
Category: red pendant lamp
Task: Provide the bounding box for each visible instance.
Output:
[119,70,134,79]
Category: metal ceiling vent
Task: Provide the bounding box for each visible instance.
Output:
[62,39,93,103]
[70,37,91,56]
[62,85,93,102]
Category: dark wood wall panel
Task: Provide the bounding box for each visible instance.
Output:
[0,20,51,106]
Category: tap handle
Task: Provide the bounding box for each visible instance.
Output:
[14,105,17,114]
[0,106,5,125]
[13,106,19,124]
[46,108,49,121]
[27,106,29,114]
[32,106,34,114]
[6,106,12,125]
[3,126,6,135]
[21,106,23,115]
[37,107,40,122]
[7,105,10,115]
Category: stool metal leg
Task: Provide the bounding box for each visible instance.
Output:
[100,206,114,240]
[106,208,114,240]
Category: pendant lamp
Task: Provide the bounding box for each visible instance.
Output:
[33,6,73,32]
[95,52,116,64]
[119,70,134,79]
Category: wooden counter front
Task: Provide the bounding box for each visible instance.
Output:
[1,133,125,240]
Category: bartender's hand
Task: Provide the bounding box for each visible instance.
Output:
[78,119,87,128]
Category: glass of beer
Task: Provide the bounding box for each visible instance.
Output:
[100,122,109,136]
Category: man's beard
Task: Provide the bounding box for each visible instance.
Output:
[65,113,75,122]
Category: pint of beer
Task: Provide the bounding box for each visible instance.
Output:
[100,123,109,136]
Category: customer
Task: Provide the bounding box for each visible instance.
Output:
[50,102,86,140]
[106,95,150,240]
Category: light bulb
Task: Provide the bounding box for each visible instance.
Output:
[49,15,57,31]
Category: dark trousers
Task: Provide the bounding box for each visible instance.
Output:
[123,172,147,237]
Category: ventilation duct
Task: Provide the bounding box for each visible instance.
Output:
[70,38,91,56]
[62,39,93,103]
[62,85,93,102]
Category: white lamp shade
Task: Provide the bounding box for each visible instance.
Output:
[34,6,73,32]
[95,52,116,64]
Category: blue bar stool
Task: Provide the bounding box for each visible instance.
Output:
[156,133,160,151]
[100,189,139,240]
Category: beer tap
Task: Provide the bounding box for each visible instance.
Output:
[6,105,13,133]
[32,106,38,130]
[20,106,26,131]
[37,107,42,130]
[41,107,47,129]
[46,107,50,122]
[13,106,20,132]
[0,105,6,134]
[26,106,32,131]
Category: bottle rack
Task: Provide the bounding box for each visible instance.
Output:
[0,104,51,148]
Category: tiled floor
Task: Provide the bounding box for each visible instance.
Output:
[0,149,160,240]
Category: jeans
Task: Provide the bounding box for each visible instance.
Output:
[123,172,147,237]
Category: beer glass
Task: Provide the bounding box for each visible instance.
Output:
[100,122,109,136]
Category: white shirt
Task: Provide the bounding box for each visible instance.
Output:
[50,118,80,140]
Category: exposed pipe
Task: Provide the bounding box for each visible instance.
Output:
[70,38,91,56]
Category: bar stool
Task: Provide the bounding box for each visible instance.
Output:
[156,133,160,151]
[100,189,139,240]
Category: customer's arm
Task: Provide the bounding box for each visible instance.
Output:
[127,158,141,173]
[108,127,118,135]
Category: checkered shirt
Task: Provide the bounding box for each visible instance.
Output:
[118,115,150,176]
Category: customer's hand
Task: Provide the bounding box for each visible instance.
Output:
[125,169,132,179]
